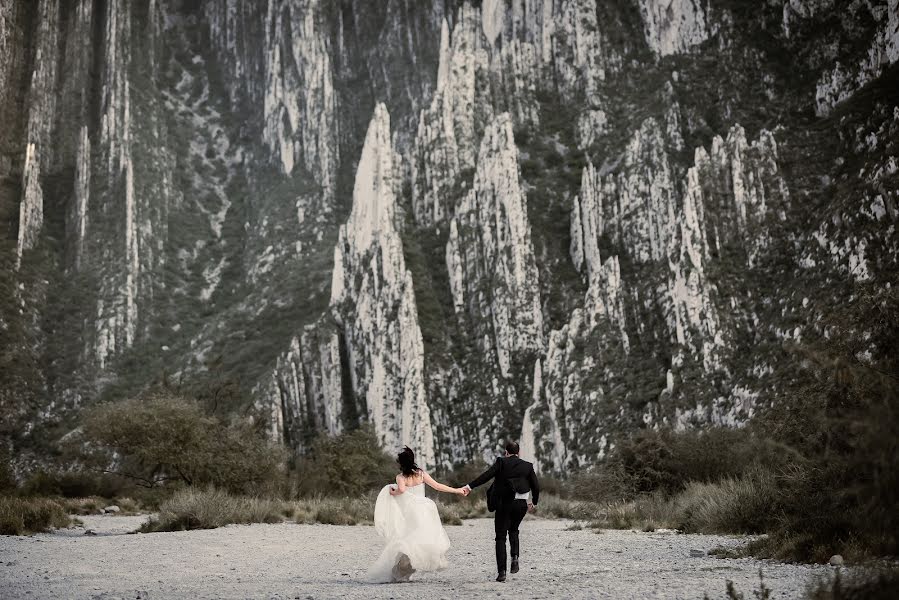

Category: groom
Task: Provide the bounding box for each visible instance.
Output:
[462,441,540,582]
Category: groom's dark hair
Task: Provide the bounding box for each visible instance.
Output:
[505,441,520,455]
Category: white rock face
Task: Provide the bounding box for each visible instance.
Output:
[446,113,544,378]
[411,0,624,225]
[328,104,436,467]
[263,0,338,201]
[570,171,629,345]
[73,126,91,268]
[694,126,789,266]
[638,0,710,56]
[815,0,898,115]
[92,0,172,369]
[781,0,834,38]
[16,0,60,264]
[259,326,344,451]
[593,118,678,264]
[411,12,491,225]
[532,113,789,468]
[95,0,137,368]
[205,0,265,110]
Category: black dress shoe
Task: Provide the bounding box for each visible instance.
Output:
[510,558,519,574]
[496,572,507,582]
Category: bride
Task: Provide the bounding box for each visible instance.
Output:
[367,446,466,583]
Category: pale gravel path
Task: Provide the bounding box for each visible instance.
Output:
[0,515,831,599]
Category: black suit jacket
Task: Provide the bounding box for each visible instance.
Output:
[468,455,540,507]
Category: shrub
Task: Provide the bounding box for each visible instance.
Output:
[82,390,285,495]
[675,468,779,534]
[534,495,605,521]
[289,426,396,497]
[0,454,15,494]
[589,493,681,531]
[804,567,899,600]
[286,495,373,525]
[601,427,793,497]
[141,489,384,531]
[140,487,283,532]
[0,497,71,535]
[58,496,144,516]
[567,464,634,503]
[20,470,128,499]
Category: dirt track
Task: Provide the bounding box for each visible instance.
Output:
[0,515,830,599]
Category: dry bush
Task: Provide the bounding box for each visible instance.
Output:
[286,495,374,525]
[140,487,283,532]
[676,468,779,534]
[804,567,899,600]
[0,496,71,535]
[58,496,144,516]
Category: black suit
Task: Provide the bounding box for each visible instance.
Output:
[468,455,540,573]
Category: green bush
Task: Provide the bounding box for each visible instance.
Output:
[600,427,793,497]
[20,470,128,499]
[583,467,777,534]
[0,496,71,535]
[82,390,285,495]
[749,288,899,562]
[290,426,396,497]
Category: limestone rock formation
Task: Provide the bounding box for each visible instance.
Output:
[1,0,895,472]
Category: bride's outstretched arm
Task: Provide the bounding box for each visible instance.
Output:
[422,471,464,494]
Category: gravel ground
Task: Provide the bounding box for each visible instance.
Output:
[0,515,831,599]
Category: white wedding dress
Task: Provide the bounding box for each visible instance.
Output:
[366,479,451,583]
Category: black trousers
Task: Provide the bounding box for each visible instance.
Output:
[494,499,528,573]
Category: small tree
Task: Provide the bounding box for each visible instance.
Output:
[82,390,284,495]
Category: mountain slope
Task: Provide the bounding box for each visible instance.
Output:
[1,0,896,470]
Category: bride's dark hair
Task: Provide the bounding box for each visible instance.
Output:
[397,446,420,477]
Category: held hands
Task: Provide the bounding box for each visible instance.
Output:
[460,486,471,497]
[527,502,536,513]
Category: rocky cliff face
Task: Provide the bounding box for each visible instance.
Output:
[1,0,896,470]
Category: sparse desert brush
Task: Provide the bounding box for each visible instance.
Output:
[0,496,71,536]
[140,487,282,532]
[292,495,374,525]
[533,495,604,521]
[675,468,779,534]
[804,566,899,600]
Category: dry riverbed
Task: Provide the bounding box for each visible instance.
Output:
[1,514,831,599]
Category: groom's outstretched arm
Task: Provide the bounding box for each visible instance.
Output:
[467,457,501,489]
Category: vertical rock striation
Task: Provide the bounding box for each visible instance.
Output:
[263,0,338,201]
[16,0,60,264]
[532,111,790,469]
[446,113,544,380]
[329,104,436,467]
[638,0,710,57]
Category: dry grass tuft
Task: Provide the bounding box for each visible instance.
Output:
[0,496,71,535]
